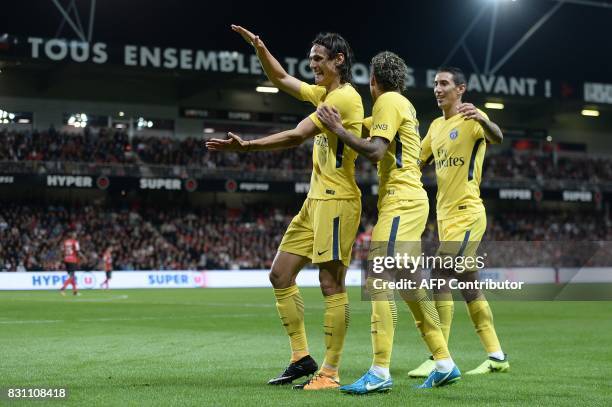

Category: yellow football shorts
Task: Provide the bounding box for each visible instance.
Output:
[369,199,429,259]
[279,198,361,267]
[437,210,487,270]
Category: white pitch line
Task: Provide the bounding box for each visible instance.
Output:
[202,302,276,308]
[0,313,267,325]
[1,294,129,303]
[73,295,129,302]
[0,319,64,324]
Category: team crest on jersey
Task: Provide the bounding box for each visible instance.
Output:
[449,129,459,140]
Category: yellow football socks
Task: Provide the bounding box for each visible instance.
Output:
[369,286,397,368]
[321,292,349,373]
[434,293,455,344]
[273,285,309,363]
[406,289,451,360]
[467,297,502,354]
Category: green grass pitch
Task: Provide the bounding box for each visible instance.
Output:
[1,287,611,406]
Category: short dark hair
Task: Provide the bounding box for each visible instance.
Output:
[312,32,354,84]
[436,66,467,88]
[371,51,409,92]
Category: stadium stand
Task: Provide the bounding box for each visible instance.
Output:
[1,202,609,271]
[2,128,612,184]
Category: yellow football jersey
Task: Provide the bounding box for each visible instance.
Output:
[364,92,427,207]
[420,109,489,220]
[299,82,364,200]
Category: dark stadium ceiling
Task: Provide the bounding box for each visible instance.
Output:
[1,0,612,83]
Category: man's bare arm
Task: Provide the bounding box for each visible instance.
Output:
[458,103,504,144]
[478,118,503,144]
[205,117,318,152]
[232,25,302,99]
[317,105,389,162]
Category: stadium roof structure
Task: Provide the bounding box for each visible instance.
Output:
[1,0,611,82]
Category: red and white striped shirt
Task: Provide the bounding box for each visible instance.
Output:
[103,250,112,272]
[63,239,80,264]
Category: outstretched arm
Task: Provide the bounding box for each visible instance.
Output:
[232,25,302,99]
[205,117,318,153]
[458,103,504,144]
[316,105,389,163]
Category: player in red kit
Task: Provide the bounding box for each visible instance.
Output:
[60,230,82,296]
[100,246,113,290]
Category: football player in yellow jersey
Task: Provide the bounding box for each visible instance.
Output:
[206,25,364,390]
[409,66,510,377]
[316,52,460,392]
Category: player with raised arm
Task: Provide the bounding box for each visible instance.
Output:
[59,230,82,296]
[206,25,364,390]
[316,51,460,392]
[409,66,509,377]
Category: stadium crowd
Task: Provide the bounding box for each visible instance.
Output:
[0,203,296,271]
[0,127,134,164]
[2,129,611,271]
[135,135,313,173]
[1,202,610,271]
[485,152,612,184]
[2,128,612,183]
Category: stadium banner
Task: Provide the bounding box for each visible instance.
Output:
[0,271,206,290]
[0,175,16,184]
[584,82,612,104]
[0,270,362,290]
[1,173,608,203]
[558,267,612,283]
[0,35,585,100]
[2,268,612,291]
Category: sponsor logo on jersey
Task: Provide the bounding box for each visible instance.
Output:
[314,135,329,148]
[435,148,465,169]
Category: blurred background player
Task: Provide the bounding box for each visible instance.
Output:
[100,246,113,290]
[316,51,460,392]
[354,223,373,272]
[206,25,363,390]
[60,230,82,296]
[411,66,509,377]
